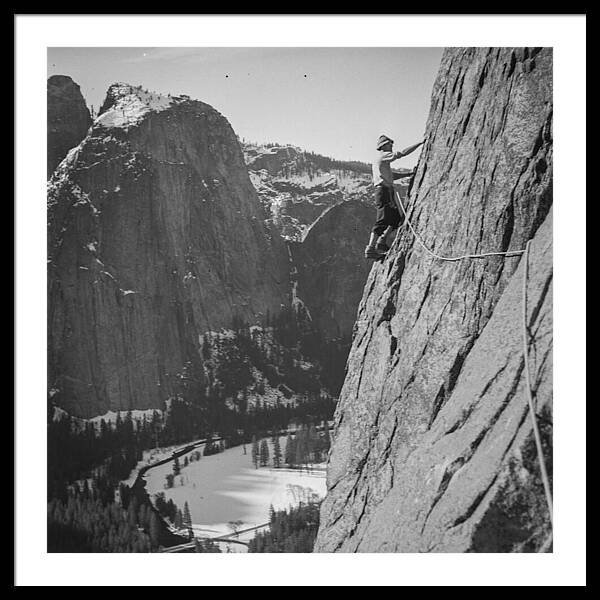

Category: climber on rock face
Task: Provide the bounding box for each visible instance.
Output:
[364,134,425,259]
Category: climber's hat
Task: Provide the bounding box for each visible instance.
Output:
[376,135,394,150]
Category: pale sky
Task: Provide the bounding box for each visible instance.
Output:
[48,47,443,165]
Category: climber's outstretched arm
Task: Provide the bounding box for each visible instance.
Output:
[398,139,425,158]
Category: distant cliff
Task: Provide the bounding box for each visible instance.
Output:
[244,142,374,241]
[315,47,553,553]
[290,200,374,341]
[47,75,91,178]
[47,81,414,421]
[48,84,290,417]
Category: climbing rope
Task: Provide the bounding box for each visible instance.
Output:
[393,190,553,543]
[522,240,554,528]
[394,190,525,261]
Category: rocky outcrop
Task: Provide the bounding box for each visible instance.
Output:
[315,47,553,552]
[47,75,92,178]
[48,83,290,417]
[291,200,374,341]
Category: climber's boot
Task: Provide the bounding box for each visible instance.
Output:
[364,245,384,260]
[375,238,390,254]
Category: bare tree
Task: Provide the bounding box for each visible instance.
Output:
[227,520,244,538]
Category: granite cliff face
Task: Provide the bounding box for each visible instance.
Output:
[48,84,290,417]
[47,75,92,178]
[315,47,553,553]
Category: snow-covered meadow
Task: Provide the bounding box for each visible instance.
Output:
[142,437,326,542]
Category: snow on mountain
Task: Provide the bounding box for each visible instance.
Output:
[95,83,175,130]
[243,141,376,241]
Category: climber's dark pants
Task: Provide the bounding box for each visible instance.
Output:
[372,185,401,235]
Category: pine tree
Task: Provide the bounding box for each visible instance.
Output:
[151,410,161,448]
[166,499,177,522]
[127,497,138,527]
[295,436,304,469]
[173,456,181,476]
[149,511,161,549]
[138,504,148,529]
[260,439,270,467]
[174,508,183,530]
[295,427,308,469]
[251,435,259,469]
[124,409,134,439]
[183,501,193,539]
[308,423,319,464]
[272,436,282,468]
[285,433,296,466]
[81,479,90,501]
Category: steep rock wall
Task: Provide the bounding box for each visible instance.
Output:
[291,199,374,341]
[315,47,553,552]
[48,84,290,417]
[47,75,92,178]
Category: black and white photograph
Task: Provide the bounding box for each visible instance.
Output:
[15,14,586,587]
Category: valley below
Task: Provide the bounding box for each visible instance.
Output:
[140,436,326,552]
